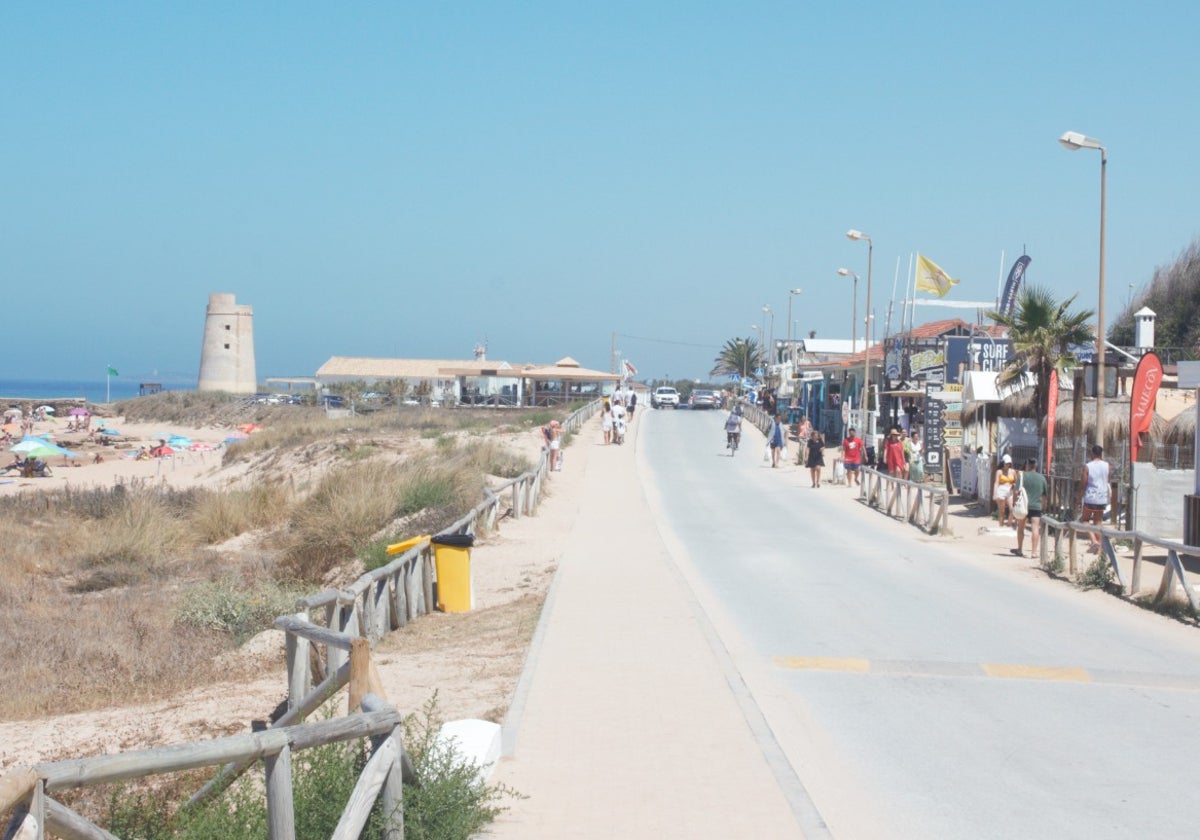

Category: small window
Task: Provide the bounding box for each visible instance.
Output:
[225,325,231,331]
[224,344,230,350]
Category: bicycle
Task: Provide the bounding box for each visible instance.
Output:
[726,431,740,454]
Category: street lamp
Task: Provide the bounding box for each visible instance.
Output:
[846,229,873,434]
[837,268,859,354]
[786,289,803,367]
[762,305,774,364]
[1059,130,1108,448]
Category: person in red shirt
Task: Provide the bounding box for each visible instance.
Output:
[884,428,906,478]
[841,426,864,487]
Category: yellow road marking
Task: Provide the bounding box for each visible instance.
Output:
[982,663,1092,682]
[774,656,871,673]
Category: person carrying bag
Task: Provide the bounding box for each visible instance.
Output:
[1012,470,1029,521]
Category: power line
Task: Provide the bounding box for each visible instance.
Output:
[617,333,718,350]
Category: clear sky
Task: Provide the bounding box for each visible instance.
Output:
[4,2,1198,385]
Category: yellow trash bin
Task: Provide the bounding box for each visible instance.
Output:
[431,534,475,613]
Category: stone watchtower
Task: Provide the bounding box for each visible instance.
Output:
[197,293,257,393]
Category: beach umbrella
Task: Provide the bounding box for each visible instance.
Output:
[3,409,20,419]
[236,423,261,433]
[189,442,216,452]
[224,436,246,445]
[167,436,193,448]
[100,429,121,436]
[11,437,77,458]
[38,406,55,414]
[150,445,174,457]
[69,408,90,416]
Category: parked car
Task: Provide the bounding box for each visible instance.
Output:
[689,389,720,410]
[651,386,680,409]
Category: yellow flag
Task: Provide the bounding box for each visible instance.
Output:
[915,254,959,298]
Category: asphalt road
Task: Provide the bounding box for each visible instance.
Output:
[638,406,1200,839]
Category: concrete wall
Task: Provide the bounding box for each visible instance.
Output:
[1132,463,1196,541]
[197,293,257,394]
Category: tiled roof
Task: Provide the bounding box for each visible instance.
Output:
[798,318,1007,370]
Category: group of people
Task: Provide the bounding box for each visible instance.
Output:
[882,427,924,482]
[2,455,52,478]
[991,444,1110,557]
[600,392,634,446]
[991,452,1048,557]
[749,411,830,487]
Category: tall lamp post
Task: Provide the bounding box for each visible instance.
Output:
[837,268,859,354]
[786,289,803,367]
[762,305,774,365]
[1059,130,1107,448]
[846,230,873,434]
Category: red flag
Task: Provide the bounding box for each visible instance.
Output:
[1130,352,1163,464]
[1045,369,1059,474]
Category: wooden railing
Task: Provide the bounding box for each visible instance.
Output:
[2,693,407,840]
[0,398,604,839]
[1038,516,1200,613]
[859,467,953,536]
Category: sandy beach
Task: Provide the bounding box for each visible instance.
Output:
[0,415,258,497]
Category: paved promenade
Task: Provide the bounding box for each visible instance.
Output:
[485,415,813,838]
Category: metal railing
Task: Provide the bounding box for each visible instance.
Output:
[859,467,953,535]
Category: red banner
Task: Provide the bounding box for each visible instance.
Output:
[1130,352,1163,464]
[1045,368,1058,474]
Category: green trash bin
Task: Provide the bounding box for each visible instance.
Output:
[431,534,475,613]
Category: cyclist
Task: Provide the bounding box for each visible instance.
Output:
[724,410,743,452]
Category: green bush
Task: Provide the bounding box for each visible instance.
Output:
[177,579,300,643]
[102,696,517,840]
[401,694,521,840]
[1077,555,1115,590]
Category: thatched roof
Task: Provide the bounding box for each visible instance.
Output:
[1162,408,1196,446]
[1050,399,1168,442]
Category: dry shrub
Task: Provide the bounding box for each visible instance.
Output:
[279,451,487,583]
[279,460,410,582]
[0,585,227,719]
[73,491,194,587]
[188,483,293,544]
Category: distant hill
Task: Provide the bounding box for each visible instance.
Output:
[1110,238,1200,357]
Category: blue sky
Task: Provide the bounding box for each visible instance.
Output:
[4,2,1198,385]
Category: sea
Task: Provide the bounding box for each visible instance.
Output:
[0,378,196,404]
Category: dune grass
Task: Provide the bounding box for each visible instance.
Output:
[0,402,544,720]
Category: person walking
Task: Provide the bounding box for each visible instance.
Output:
[1015,457,1047,557]
[600,400,613,445]
[769,413,786,468]
[993,454,1018,527]
[542,420,562,472]
[627,390,638,420]
[806,430,826,488]
[794,415,811,465]
[841,426,863,487]
[1078,444,1111,553]
[908,430,924,483]
[884,428,906,478]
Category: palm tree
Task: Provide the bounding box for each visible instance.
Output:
[710,337,763,385]
[986,285,1095,421]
